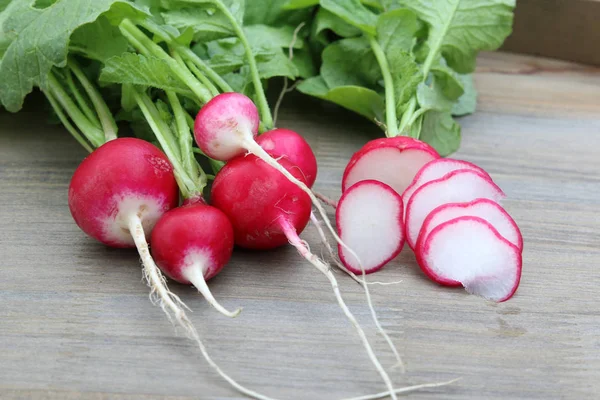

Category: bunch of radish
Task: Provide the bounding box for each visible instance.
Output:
[334,137,523,303]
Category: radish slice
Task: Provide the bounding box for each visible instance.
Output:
[418,216,522,302]
[342,137,439,195]
[416,199,523,252]
[405,170,505,249]
[402,158,491,210]
[337,180,405,274]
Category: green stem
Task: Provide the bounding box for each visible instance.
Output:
[64,69,101,129]
[119,19,213,104]
[369,36,397,137]
[209,0,273,129]
[45,91,94,153]
[177,46,234,93]
[173,53,219,97]
[48,72,105,148]
[68,58,118,142]
[133,89,198,199]
[398,97,417,134]
[166,91,207,195]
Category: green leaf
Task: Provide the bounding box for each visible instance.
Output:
[320,0,378,35]
[292,48,316,78]
[452,73,476,116]
[313,8,360,39]
[70,16,129,62]
[376,8,419,54]
[0,0,147,112]
[100,53,194,96]
[401,0,515,73]
[416,81,453,112]
[388,50,421,111]
[245,24,304,50]
[298,76,385,121]
[244,0,311,26]
[430,64,464,100]
[419,110,461,156]
[320,37,381,90]
[162,7,234,42]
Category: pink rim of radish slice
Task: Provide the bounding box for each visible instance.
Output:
[405,169,506,250]
[402,158,491,215]
[416,198,523,252]
[342,137,440,195]
[336,180,405,275]
[417,216,522,302]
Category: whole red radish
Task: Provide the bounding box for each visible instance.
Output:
[342,137,439,195]
[150,201,239,317]
[256,128,318,187]
[68,137,178,247]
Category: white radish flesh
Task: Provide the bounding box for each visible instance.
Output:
[416,199,523,251]
[418,216,522,302]
[405,170,505,249]
[343,147,438,195]
[402,158,491,212]
[337,180,405,275]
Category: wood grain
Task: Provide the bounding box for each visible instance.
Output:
[1,52,599,400]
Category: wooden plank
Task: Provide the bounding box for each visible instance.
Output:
[502,0,600,66]
[0,52,599,400]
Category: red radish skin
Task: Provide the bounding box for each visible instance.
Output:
[405,169,506,250]
[150,202,240,317]
[211,155,311,250]
[256,128,318,187]
[211,155,399,400]
[68,138,178,247]
[342,137,440,195]
[416,199,523,252]
[337,180,405,275]
[402,158,492,209]
[417,216,522,302]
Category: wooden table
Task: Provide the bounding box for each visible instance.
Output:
[1,52,599,400]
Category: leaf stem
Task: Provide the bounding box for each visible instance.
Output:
[47,72,105,148]
[44,91,94,153]
[119,19,213,104]
[179,55,220,97]
[209,0,273,129]
[64,69,101,129]
[369,36,398,137]
[133,89,198,199]
[68,58,118,142]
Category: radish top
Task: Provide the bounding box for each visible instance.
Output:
[68,138,179,248]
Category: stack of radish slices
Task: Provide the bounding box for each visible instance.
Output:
[336,137,523,302]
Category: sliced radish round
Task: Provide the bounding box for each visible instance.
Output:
[336,180,405,275]
[416,199,523,252]
[417,216,522,302]
[405,169,505,249]
[342,137,439,195]
[403,158,491,209]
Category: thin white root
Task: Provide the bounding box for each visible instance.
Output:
[280,217,399,400]
[310,213,405,373]
[185,264,242,318]
[314,191,339,208]
[128,214,276,400]
[345,378,461,400]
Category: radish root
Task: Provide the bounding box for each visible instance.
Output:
[309,213,405,372]
[185,265,242,318]
[128,214,276,400]
[346,378,461,400]
[314,191,338,208]
[280,217,399,400]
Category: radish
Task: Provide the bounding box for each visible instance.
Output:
[402,158,491,212]
[211,154,400,400]
[405,170,506,250]
[417,216,522,302]
[256,128,318,187]
[150,201,240,318]
[416,199,523,252]
[337,180,405,275]
[342,137,439,195]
